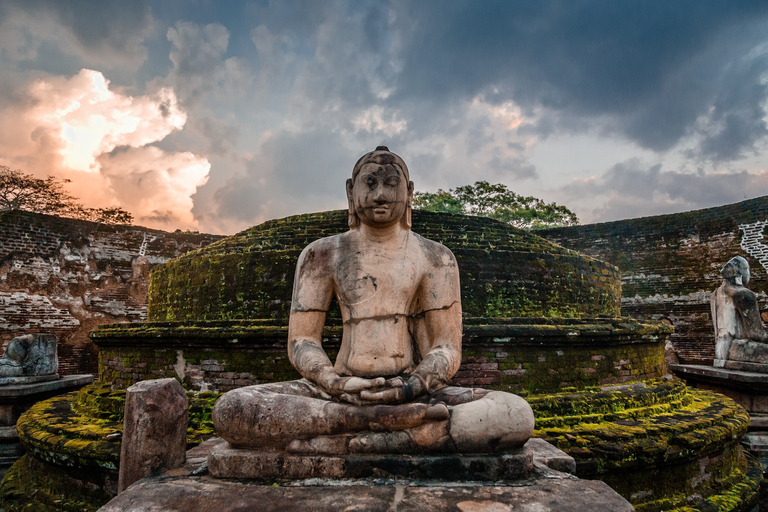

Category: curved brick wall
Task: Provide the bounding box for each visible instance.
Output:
[539,195,768,365]
[91,317,671,394]
[148,210,621,321]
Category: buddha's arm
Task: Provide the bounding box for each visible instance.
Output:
[408,287,462,397]
[734,290,768,342]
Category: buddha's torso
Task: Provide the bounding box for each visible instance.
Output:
[332,230,423,378]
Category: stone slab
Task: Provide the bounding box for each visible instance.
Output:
[118,378,188,493]
[101,471,633,512]
[208,442,534,482]
[0,374,59,386]
[670,364,768,385]
[749,415,768,429]
[0,374,93,400]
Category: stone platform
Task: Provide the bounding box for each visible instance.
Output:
[0,374,93,473]
[101,438,632,512]
[670,364,768,413]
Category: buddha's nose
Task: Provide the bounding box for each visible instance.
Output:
[373,186,388,203]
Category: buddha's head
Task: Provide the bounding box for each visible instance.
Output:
[346,146,414,229]
[722,256,750,286]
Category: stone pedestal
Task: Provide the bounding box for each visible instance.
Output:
[208,442,534,482]
[0,374,93,475]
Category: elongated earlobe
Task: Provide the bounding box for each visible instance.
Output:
[401,180,414,229]
[346,178,359,228]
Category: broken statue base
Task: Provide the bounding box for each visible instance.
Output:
[714,339,768,373]
[101,437,633,512]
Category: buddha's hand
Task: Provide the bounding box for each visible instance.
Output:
[318,374,386,400]
[348,375,427,405]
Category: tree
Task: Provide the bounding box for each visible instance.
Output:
[0,166,133,224]
[413,180,578,230]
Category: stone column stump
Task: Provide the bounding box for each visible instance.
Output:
[118,378,188,493]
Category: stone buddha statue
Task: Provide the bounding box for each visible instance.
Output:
[212,147,534,455]
[711,256,768,368]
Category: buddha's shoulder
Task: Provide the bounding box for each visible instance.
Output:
[410,232,457,268]
[297,233,347,265]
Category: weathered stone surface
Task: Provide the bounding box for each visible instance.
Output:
[208,441,534,481]
[0,334,58,378]
[0,374,92,474]
[0,210,222,375]
[538,197,768,367]
[100,472,634,512]
[118,378,188,493]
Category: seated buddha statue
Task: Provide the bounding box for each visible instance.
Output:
[212,147,534,455]
[711,256,768,368]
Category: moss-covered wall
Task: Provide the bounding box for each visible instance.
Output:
[91,318,670,394]
[148,210,621,322]
[539,196,768,365]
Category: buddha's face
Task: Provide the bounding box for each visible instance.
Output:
[350,162,410,227]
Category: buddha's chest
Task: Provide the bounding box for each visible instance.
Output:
[334,250,419,307]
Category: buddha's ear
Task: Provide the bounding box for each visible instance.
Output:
[346,178,358,228]
[402,180,414,229]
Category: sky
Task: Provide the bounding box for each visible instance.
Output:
[1,1,768,234]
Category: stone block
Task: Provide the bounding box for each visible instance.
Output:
[526,438,576,474]
[208,442,534,482]
[118,378,188,493]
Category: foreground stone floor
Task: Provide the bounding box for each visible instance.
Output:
[101,438,633,512]
[102,474,634,512]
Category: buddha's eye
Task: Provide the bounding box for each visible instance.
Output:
[365,176,376,187]
[385,177,400,187]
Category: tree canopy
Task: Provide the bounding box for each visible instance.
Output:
[413,180,578,230]
[0,166,133,225]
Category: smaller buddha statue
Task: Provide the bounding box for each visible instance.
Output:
[0,334,59,379]
[711,256,768,368]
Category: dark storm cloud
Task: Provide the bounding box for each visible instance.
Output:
[0,0,153,67]
[390,1,768,160]
[563,158,768,221]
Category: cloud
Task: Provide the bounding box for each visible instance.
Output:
[164,22,252,108]
[0,0,153,69]
[391,1,768,161]
[98,146,210,230]
[562,158,768,222]
[0,69,209,231]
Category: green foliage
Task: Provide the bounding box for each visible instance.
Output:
[0,166,133,225]
[413,180,578,229]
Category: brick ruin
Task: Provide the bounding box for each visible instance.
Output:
[0,210,222,375]
[539,196,768,365]
[4,197,768,375]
